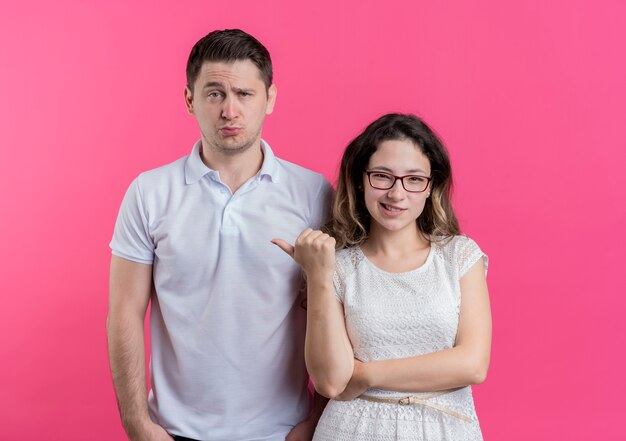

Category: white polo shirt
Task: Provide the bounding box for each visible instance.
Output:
[110,140,332,441]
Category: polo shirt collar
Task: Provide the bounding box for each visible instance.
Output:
[184,140,212,184]
[184,139,281,185]
[258,140,281,183]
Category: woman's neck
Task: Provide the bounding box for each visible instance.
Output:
[363,223,429,259]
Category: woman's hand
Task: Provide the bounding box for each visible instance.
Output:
[274,229,354,397]
[272,228,336,279]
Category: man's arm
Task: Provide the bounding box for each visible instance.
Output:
[107,255,173,441]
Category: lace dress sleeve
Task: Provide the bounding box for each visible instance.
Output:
[456,236,489,278]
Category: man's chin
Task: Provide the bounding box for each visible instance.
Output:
[218,133,264,152]
[216,141,254,156]
[203,131,262,156]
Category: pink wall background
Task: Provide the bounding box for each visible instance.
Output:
[1,0,625,439]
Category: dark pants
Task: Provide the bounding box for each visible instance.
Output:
[173,437,200,441]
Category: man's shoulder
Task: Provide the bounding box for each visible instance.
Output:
[134,154,189,187]
[274,156,329,188]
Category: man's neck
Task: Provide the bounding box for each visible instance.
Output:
[200,142,264,193]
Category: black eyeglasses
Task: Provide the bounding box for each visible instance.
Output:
[364,171,432,193]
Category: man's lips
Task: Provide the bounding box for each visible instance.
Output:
[220,126,242,135]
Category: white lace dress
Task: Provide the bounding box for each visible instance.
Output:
[312,236,488,441]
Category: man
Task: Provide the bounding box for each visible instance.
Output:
[108,29,332,441]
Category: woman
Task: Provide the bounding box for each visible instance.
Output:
[273,113,491,440]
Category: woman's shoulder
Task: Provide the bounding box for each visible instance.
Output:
[432,235,481,253]
[432,235,488,276]
[336,245,359,259]
[335,245,364,270]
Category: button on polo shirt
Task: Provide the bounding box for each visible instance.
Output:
[110,140,332,440]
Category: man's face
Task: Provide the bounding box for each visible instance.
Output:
[185,60,277,156]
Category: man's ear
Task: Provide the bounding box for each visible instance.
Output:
[184,86,194,115]
[266,84,277,115]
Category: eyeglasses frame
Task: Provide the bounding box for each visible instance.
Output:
[364,170,432,193]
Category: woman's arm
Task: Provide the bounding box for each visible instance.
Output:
[305,273,354,398]
[273,229,354,398]
[337,258,491,399]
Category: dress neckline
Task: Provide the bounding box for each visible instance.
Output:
[356,242,435,275]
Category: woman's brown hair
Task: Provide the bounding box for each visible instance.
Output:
[324,113,460,249]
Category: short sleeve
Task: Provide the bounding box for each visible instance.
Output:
[457,237,488,278]
[309,178,334,229]
[109,177,154,264]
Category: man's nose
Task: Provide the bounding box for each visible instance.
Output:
[221,95,239,119]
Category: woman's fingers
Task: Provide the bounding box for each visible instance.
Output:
[297,230,334,251]
[312,232,335,249]
[271,239,295,257]
[273,229,336,273]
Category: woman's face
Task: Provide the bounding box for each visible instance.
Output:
[363,139,432,235]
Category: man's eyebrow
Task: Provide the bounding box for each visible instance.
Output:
[202,81,225,89]
[201,83,253,93]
